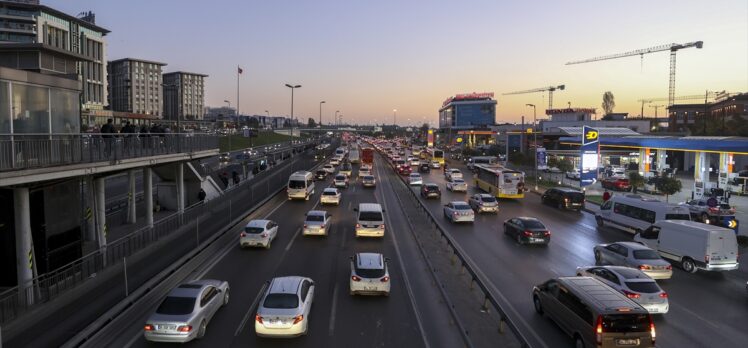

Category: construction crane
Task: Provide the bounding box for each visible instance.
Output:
[566,41,704,107]
[648,104,665,117]
[636,91,729,117]
[503,85,565,110]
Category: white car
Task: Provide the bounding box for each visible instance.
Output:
[350,253,390,296]
[240,220,279,249]
[445,168,463,181]
[333,174,349,188]
[446,178,468,192]
[443,201,475,223]
[358,167,372,179]
[330,158,340,166]
[576,266,669,314]
[322,164,335,173]
[303,210,331,236]
[565,169,580,180]
[320,188,341,205]
[430,160,441,169]
[408,173,423,185]
[409,158,420,166]
[255,276,314,337]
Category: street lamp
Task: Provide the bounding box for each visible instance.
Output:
[319,101,326,128]
[285,83,301,135]
[224,100,231,108]
[393,109,397,126]
[335,110,340,126]
[526,103,538,190]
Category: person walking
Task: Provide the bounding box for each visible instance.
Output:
[198,188,207,202]
[602,190,611,202]
[100,118,115,157]
[220,172,229,189]
[232,171,240,185]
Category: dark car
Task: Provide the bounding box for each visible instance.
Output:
[315,170,328,181]
[541,187,585,211]
[419,162,431,173]
[398,165,412,175]
[503,217,550,245]
[421,183,441,199]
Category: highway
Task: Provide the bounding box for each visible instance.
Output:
[89,152,465,348]
[399,151,748,348]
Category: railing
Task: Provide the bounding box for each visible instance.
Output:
[0,133,219,172]
[0,140,326,326]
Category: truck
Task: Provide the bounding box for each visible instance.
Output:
[361,147,374,168]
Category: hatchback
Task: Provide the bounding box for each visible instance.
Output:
[255,276,314,337]
[320,188,341,205]
[430,160,441,169]
[349,253,391,296]
[314,170,328,181]
[444,201,475,223]
[303,210,331,236]
[322,164,335,173]
[468,193,498,213]
[421,184,441,199]
[240,220,279,249]
[445,168,463,181]
[419,162,431,173]
[409,173,423,185]
[446,178,468,192]
[361,175,377,188]
[503,217,550,245]
[593,242,673,280]
[576,266,669,314]
[333,174,349,188]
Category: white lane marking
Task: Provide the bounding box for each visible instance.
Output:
[374,160,431,348]
[328,283,339,336]
[235,282,269,336]
[347,201,352,210]
[123,327,142,348]
[285,227,302,252]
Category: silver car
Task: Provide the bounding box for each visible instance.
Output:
[468,193,498,213]
[443,201,475,223]
[322,164,335,173]
[361,175,377,188]
[255,276,315,337]
[333,174,349,188]
[446,178,468,192]
[320,187,341,205]
[445,168,463,181]
[303,210,331,236]
[576,265,669,314]
[350,253,391,296]
[240,220,279,249]
[593,242,673,280]
[144,280,230,343]
[409,173,423,185]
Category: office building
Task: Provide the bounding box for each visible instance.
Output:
[668,93,748,133]
[107,58,166,116]
[163,71,207,121]
[0,1,109,110]
[439,92,496,130]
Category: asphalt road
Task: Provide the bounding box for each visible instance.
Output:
[103,156,464,348]
[400,152,748,348]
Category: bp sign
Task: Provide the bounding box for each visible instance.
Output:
[580,126,599,187]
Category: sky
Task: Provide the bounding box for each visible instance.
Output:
[46,0,748,126]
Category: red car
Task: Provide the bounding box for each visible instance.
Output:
[398,165,412,175]
[601,177,631,191]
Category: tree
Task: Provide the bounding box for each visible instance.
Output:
[627,171,645,193]
[247,117,259,129]
[557,158,574,174]
[307,118,317,128]
[655,176,682,202]
[547,156,559,169]
[601,91,616,116]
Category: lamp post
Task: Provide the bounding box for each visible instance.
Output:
[319,101,326,128]
[285,83,301,136]
[393,109,397,126]
[224,100,231,108]
[526,103,538,190]
[335,110,340,126]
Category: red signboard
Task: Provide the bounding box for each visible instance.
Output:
[545,108,597,115]
[442,92,494,106]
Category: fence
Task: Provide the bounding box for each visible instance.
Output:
[0,142,324,325]
[0,133,219,172]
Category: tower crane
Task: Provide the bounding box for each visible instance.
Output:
[636,91,729,117]
[503,85,565,110]
[566,41,703,107]
[648,104,665,117]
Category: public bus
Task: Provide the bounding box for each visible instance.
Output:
[426,148,445,165]
[473,163,526,199]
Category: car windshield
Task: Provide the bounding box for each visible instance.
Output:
[359,212,383,221]
[522,220,546,229]
[263,293,299,309]
[355,267,386,279]
[481,196,496,202]
[306,215,324,222]
[426,185,438,190]
[323,190,338,195]
[625,281,661,293]
[633,250,661,260]
[156,296,195,315]
[335,176,346,180]
[664,213,690,220]
[454,203,471,210]
[453,179,464,183]
[364,176,375,180]
[602,314,650,333]
[244,226,265,234]
[566,193,585,203]
[288,180,306,189]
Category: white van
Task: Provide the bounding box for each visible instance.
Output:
[634,220,739,273]
[596,194,691,234]
[287,171,315,200]
[354,203,385,238]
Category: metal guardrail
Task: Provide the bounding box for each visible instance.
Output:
[380,151,532,348]
[0,133,219,172]
[0,140,325,326]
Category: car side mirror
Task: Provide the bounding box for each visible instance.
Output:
[385,257,391,262]
[353,208,358,212]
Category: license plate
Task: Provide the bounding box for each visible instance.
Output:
[616,338,639,346]
[159,324,176,330]
[506,189,517,194]
[532,238,544,242]
[364,286,376,291]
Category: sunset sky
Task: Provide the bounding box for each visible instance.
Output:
[48,0,748,125]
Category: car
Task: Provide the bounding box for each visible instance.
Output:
[683,197,736,224]
[446,178,468,192]
[255,276,314,337]
[408,173,423,185]
[397,165,412,175]
[395,159,406,168]
[398,149,406,156]
[240,220,279,249]
[576,266,669,314]
[144,279,229,343]
[503,217,550,245]
[329,158,340,166]
[409,158,420,166]
[219,152,230,162]
[314,169,328,181]
[430,160,441,169]
[445,168,463,181]
[565,168,580,180]
[320,187,342,205]
[358,167,372,179]
[322,164,335,174]
[540,187,585,211]
[339,162,353,177]
[468,193,498,213]
[443,201,475,223]
[361,175,377,188]
[593,242,673,280]
[600,176,632,191]
[421,183,441,199]
[543,166,561,173]
[333,174,349,188]
[349,253,391,296]
[418,162,431,173]
[303,210,331,236]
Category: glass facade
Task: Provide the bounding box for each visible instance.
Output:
[440,101,496,128]
[12,83,49,134]
[1,78,80,135]
[0,81,9,133]
[50,88,80,133]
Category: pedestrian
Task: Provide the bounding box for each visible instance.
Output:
[198,188,207,202]
[100,118,115,157]
[220,172,229,188]
[232,170,240,185]
[602,190,611,202]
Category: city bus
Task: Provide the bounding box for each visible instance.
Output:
[474,163,526,199]
[427,148,445,165]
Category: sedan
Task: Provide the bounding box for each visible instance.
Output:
[468,193,498,213]
[503,217,550,245]
[408,173,423,185]
[320,188,341,205]
[303,210,331,236]
[576,266,669,314]
[333,174,349,188]
[322,164,335,174]
[240,220,279,249]
[446,178,468,192]
[409,158,420,166]
[314,170,328,181]
[593,242,673,280]
[445,168,463,181]
[443,201,475,223]
[421,184,441,199]
[255,276,314,337]
[397,165,412,175]
[430,160,441,169]
[361,175,377,188]
[144,280,230,343]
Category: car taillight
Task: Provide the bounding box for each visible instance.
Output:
[623,290,641,299]
[523,230,533,237]
[293,315,304,325]
[665,264,672,270]
[177,325,192,332]
[381,276,390,282]
[649,316,656,344]
[356,223,361,228]
[659,292,668,298]
[303,224,308,228]
[595,315,603,345]
[544,231,551,236]
[144,324,154,331]
[320,224,325,228]
[638,265,652,271]
[255,314,263,324]
[240,232,246,237]
[351,275,361,281]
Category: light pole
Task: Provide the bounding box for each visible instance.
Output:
[526,103,538,190]
[335,110,339,126]
[393,109,397,126]
[319,101,326,128]
[285,83,301,135]
[224,100,231,108]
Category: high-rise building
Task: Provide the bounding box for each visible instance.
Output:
[107,58,166,116]
[0,1,109,110]
[163,71,207,121]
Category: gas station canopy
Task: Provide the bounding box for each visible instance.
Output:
[560,135,748,154]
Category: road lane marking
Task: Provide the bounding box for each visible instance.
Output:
[328,282,339,336]
[285,227,302,252]
[235,282,269,336]
[347,201,352,210]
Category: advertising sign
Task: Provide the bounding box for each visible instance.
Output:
[427,129,434,147]
[580,126,599,187]
[536,147,547,170]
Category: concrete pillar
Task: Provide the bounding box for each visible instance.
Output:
[85,176,96,242]
[126,170,137,224]
[94,177,107,248]
[639,148,651,174]
[656,150,667,174]
[13,187,34,305]
[176,162,185,213]
[718,153,732,188]
[694,151,708,199]
[143,167,153,227]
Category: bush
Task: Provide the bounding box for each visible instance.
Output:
[628,172,645,193]
[558,158,574,173]
[655,176,682,202]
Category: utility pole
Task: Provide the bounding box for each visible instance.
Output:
[319,101,326,127]
[527,104,537,190]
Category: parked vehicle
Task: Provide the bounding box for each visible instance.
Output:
[354,203,385,238]
[576,266,669,314]
[596,194,691,234]
[634,220,739,273]
[287,171,315,201]
[593,242,673,280]
[240,220,279,249]
[443,201,475,223]
[541,187,585,211]
[349,253,390,296]
[503,217,550,245]
[255,276,314,337]
[601,176,631,191]
[468,193,498,213]
[565,168,580,180]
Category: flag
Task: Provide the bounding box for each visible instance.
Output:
[238,66,243,74]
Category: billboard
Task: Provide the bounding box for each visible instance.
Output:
[580,126,599,187]
[536,147,547,170]
[427,129,434,147]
